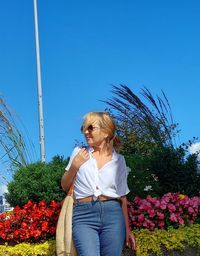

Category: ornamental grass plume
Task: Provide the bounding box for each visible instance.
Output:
[0,96,35,185]
[103,84,178,148]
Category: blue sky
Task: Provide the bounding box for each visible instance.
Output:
[0,1,200,191]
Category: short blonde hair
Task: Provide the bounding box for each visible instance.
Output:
[82,112,121,151]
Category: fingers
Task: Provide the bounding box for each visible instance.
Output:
[126,234,136,251]
[79,148,89,159]
[131,237,136,251]
[72,148,90,170]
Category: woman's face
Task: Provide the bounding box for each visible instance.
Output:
[82,121,108,147]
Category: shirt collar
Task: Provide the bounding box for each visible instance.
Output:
[88,146,118,160]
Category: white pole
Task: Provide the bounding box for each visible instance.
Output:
[33,0,46,162]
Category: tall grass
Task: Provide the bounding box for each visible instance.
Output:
[103,85,179,148]
[0,97,35,183]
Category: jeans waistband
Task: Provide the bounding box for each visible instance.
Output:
[74,195,120,204]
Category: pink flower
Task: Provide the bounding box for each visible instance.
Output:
[177,216,184,225]
[160,202,167,210]
[143,219,155,230]
[168,203,176,212]
[188,207,195,214]
[158,221,165,229]
[147,209,156,218]
[157,212,165,220]
[137,214,145,222]
[169,213,177,222]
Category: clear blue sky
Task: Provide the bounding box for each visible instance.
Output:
[0,1,200,185]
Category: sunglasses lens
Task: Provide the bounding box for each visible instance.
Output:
[87,125,93,132]
[81,124,93,132]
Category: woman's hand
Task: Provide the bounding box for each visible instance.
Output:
[126,230,136,252]
[71,147,90,170]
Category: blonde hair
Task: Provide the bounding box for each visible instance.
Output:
[82,112,121,151]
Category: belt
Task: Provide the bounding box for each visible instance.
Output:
[74,195,119,204]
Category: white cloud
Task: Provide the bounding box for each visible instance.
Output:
[0,184,8,196]
[189,142,200,158]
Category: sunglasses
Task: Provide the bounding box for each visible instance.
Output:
[81,124,100,133]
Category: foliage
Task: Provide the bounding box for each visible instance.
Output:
[5,156,68,207]
[144,144,200,196]
[0,240,56,256]
[128,192,200,231]
[125,154,161,199]
[126,143,200,198]
[0,200,61,244]
[132,224,200,256]
[103,85,200,197]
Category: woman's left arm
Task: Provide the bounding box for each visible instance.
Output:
[120,196,136,251]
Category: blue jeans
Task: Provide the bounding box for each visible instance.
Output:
[72,199,126,256]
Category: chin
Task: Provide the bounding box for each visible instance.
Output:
[87,142,93,146]
[86,138,93,144]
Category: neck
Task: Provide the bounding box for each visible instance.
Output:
[92,143,113,156]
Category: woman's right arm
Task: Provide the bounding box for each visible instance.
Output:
[61,147,90,192]
[61,165,78,192]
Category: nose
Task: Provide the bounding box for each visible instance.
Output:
[84,130,89,135]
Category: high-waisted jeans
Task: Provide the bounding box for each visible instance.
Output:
[72,199,126,256]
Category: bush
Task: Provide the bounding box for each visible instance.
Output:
[132,224,200,256]
[0,240,56,256]
[125,154,161,199]
[125,144,200,199]
[146,145,200,197]
[5,156,68,207]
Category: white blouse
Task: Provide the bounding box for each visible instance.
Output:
[65,146,130,199]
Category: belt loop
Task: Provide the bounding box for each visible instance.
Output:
[74,198,80,205]
[76,199,80,205]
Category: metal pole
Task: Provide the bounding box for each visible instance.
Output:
[33,0,46,162]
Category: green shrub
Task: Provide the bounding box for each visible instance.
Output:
[0,240,56,256]
[125,144,200,199]
[5,156,68,207]
[146,145,200,196]
[132,224,200,256]
[125,154,161,200]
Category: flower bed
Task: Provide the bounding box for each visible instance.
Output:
[128,192,200,230]
[0,192,199,255]
[0,200,61,244]
[0,225,199,256]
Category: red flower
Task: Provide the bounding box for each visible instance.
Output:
[41,221,49,232]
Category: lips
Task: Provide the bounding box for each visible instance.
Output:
[86,136,92,139]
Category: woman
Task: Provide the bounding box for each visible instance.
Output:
[61,112,136,256]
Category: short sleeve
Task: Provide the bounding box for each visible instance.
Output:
[116,156,130,196]
[65,147,80,171]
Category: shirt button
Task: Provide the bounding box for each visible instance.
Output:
[96,186,99,189]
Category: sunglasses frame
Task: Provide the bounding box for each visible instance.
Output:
[81,124,100,133]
